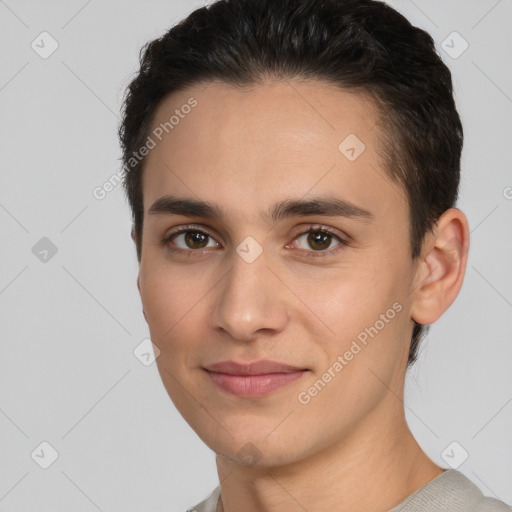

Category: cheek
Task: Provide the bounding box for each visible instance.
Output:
[139,264,213,393]
[301,263,407,361]
[295,280,407,420]
[295,263,380,325]
[138,262,205,342]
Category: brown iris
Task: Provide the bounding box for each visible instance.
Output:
[307,231,332,251]
[185,231,209,249]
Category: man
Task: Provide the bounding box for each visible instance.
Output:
[118,0,511,510]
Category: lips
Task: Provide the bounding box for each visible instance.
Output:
[204,360,308,397]
[204,359,306,375]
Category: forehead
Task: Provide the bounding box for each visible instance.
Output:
[141,79,405,223]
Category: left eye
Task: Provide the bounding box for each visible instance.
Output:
[291,229,343,252]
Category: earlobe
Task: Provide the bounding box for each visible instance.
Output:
[410,208,470,325]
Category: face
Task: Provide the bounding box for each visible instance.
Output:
[137,79,419,467]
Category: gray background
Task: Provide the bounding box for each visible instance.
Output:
[0,0,510,510]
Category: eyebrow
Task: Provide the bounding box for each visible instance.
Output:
[148,195,374,223]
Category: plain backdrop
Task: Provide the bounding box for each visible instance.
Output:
[0,1,511,510]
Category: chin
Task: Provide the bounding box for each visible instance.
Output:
[196,425,311,469]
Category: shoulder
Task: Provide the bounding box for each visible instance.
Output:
[186,485,221,512]
[186,473,512,512]
[444,470,511,512]
[473,496,512,512]
[390,469,511,512]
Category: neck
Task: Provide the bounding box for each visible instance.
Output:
[215,401,443,512]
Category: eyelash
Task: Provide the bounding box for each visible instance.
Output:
[160,224,349,259]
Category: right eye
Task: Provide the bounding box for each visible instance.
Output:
[162,226,220,253]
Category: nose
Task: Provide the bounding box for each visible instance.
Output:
[209,247,289,342]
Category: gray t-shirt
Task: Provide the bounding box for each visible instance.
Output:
[187,469,511,512]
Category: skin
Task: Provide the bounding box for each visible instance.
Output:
[135,79,470,512]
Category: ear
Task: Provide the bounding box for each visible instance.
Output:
[137,275,148,323]
[410,208,470,325]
